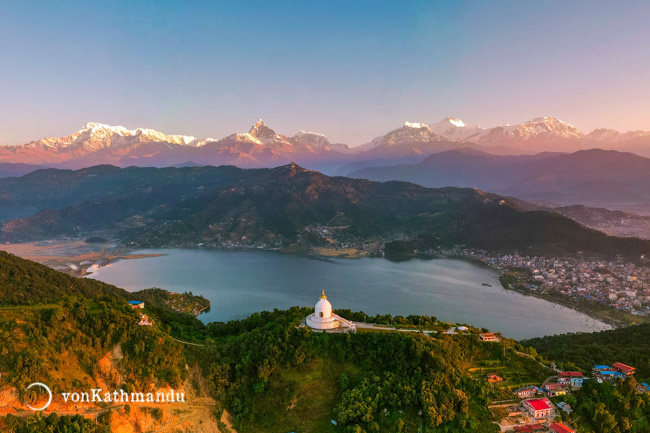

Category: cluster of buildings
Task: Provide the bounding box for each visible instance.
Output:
[437,247,650,317]
[592,363,636,382]
[501,395,576,433]
[499,361,641,432]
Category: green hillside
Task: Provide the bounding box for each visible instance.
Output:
[199,308,549,433]
[0,252,190,391]
[1,250,648,432]
[0,250,126,305]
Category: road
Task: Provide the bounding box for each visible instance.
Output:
[354,322,434,335]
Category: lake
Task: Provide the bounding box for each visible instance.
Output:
[87,249,612,339]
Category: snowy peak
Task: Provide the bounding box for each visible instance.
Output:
[290,130,352,153]
[82,122,128,133]
[429,117,483,142]
[221,133,263,146]
[481,117,583,143]
[248,119,281,143]
[439,117,466,128]
[403,121,429,129]
[518,117,582,138]
[360,122,438,151]
[51,122,198,149]
[292,130,330,147]
[209,120,349,155]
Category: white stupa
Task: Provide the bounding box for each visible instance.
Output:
[305,290,356,332]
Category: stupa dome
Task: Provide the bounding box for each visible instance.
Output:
[314,290,332,319]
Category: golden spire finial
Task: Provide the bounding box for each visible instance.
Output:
[320,289,326,299]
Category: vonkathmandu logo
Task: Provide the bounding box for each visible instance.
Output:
[24,382,53,411]
[24,382,185,411]
[61,389,186,404]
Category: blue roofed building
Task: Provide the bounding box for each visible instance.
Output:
[599,371,626,382]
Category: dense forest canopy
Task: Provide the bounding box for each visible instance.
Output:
[524,324,650,381]
[0,251,126,305]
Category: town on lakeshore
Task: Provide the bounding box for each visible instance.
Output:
[433,247,650,322]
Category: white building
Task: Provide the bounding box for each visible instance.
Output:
[305,290,356,332]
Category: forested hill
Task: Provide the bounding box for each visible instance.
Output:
[1,164,650,259]
[523,324,650,380]
[0,250,647,432]
[0,250,126,305]
[0,252,199,432]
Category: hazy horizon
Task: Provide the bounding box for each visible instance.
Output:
[2,0,649,146]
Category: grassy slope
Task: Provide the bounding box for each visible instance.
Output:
[237,358,352,433]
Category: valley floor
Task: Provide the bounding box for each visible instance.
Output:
[0,241,163,276]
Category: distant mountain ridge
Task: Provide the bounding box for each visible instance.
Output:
[349,148,650,211]
[1,117,649,172]
[1,164,649,259]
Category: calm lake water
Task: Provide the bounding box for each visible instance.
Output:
[88,249,611,339]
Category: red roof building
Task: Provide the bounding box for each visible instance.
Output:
[479,332,498,341]
[558,370,587,387]
[612,362,635,376]
[522,398,552,418]
[550,422,576,433]
[487,373,502,382]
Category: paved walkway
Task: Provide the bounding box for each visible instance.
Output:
[354,322,436,337]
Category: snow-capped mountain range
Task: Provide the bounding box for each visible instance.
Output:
[361,117,583,150]
[0,117,648,171]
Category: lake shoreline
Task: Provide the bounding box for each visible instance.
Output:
[402,252,648,330]
[86,247,611,340]
[497,277,648,330]
[1,241,616,337]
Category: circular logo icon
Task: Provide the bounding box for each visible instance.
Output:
[25,382,52,411]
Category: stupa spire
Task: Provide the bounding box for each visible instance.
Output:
[320,289,327,299]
